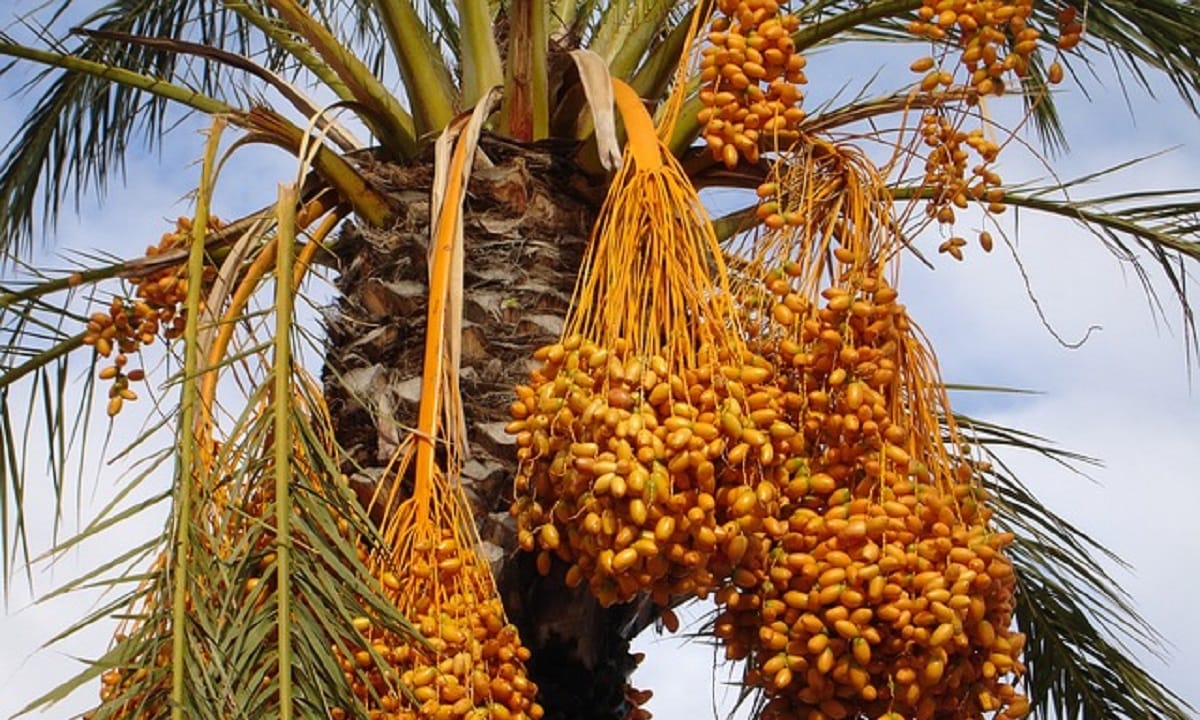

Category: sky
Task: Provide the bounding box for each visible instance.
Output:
[1,5,1199,719]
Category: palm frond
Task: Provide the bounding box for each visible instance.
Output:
[270,181,303,717]
[603,0,684,81]
[893,157,1200,352]
[71,26,364,152]
[790,0,1200,153]
[1052,1,1200,114]
[790,0,921,51]
[1015,48,1069,154]
[0,34,235,260]
[0,0,409,259]
[164,116,224,720]
[500,0,550,141]
[221,0,361,107]
[458,0,504,109]
[265,0,419,155]
[0,0,268,258]
[629,4,701,99]
[16,155,415,718]
[587,0,643,63]
[959,412,1196,720]
[0,267,99,589]
[28,376,417,718]
[364,0,457,139]
[230,107,395,227]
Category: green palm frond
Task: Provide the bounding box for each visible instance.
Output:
[265,0,418,155]
[789,1,1200,153]
[590,0,685,77]
[1,35,390,223]
[0,0,401,258]
[23,377,417,718]
[958,412,1196,720]
[893,156,1200,350]
[222,0,361,108]
[15,155,417,718]
[166,116,222,720]
[457,0,504,109]
[630,4,702,99]
[71,26,365,151]
[0,38,228,258]
[0,271,96,587]
[0,0,264,257]
[1053,1,1200,113]
[606,0,687,82]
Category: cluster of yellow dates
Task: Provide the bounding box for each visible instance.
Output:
[698,0,808,167]
[915,113,1006,258]
[332,529,543,720]
[510,335,783,607]
[83,217,218,414]
[714,270,1029,720]
[906,0,1075,97]
[901,2,1087,258]
[83,297,152,416]
[509,250,1029,720]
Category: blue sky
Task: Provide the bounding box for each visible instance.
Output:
[1,4,1198,718]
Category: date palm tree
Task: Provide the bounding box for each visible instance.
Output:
[1,1,1198,719]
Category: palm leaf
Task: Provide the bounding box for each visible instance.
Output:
[363,0,456,138]
[0,34,235,260]
[230,107,396,226]
[265,0,419,156]
[958,411,1196,720]
[1051,1,1200,115]
[221,0,361,109]
[596,0,683,81]
[892,156,1200,351]
[0,267,99,588]
[629,3,703,99]
[0,0,266,257]
[71,26,364,152]
[458,0,504,110]
[163,115,225,720]
[500,0,550,141]
[15,147,416,717]
[0,0,409,258]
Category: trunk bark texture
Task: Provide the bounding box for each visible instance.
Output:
[322,136,654,720]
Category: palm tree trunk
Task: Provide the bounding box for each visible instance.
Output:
[321,135,649,720]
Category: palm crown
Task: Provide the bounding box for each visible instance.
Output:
[1,1,1198,719]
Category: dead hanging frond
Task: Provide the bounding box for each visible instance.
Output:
[569,49,623,172]
[428,88,502,460]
